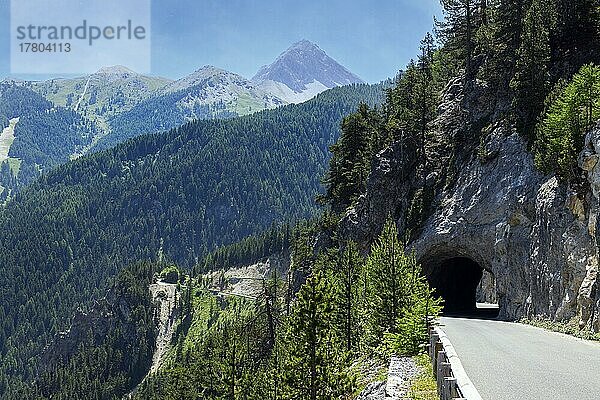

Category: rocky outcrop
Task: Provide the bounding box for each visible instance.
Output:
[41,289,140,368]
[148,282,179,375]
[342,78,600,331]
[356,356,420,400]
[205,252,291,299]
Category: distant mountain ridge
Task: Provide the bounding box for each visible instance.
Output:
[0,40,365,186]
[24,40,362,125]
[95,66,286,150]
[29,66,172,119]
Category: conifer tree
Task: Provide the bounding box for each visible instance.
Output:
[416,33,439,164]
[511,0,556,139]
[334,241,364,354]
[364,219,409,342]
[386,60,419,133]
[550,0,600,75]
[481,0,531,99]
[323,104,380,210]
[364,218,441,353]
[437,0,487,80]
[535,63,600,181]
[280,271,353,400]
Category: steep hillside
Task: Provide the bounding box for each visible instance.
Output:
[0,82,385,397]
[32,262,158,399]
[0,84,99,198]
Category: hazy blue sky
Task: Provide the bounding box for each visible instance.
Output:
[0,0,442,82]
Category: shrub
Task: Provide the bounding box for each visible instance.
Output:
[159,265,180,283]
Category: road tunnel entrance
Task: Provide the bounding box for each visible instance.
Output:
[426,257,492,314]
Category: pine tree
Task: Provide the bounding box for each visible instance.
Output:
[385,61,423,167]
[322,104,380,210]
[436,0,487,80]
[384,255,442,356]
[416,33,439,165]
[364,218,441,353]
[334,241,364,354]
[511,0,556,139]
[259,270,281,355]
[280,271,353,400]
[550,0,600,77]
[534,63,600,181]
[364,219,409,343]
[481,0,532,101]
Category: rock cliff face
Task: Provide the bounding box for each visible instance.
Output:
[41,290,140,368]
[147,282,179,375]
[41,278,164,374]
[204,252,291,299]
[342,80,600,331]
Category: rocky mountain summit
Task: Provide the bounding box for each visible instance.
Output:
[342,78,600,331]
[253,40,364,103]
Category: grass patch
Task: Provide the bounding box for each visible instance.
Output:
[7,158,21,175]
[408,354,438,400]
[234,93,270,115]
[173,288,219,356]
[520,317,600,341]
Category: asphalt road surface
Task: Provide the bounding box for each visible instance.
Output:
[440,316,600,400]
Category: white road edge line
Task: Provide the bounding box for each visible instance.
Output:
[434,326,484,400]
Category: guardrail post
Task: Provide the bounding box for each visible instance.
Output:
[437,360,451,394]
[436,351,446,384]
[430,333,439,360]
[435,350,448,400]
[443,377,457,400]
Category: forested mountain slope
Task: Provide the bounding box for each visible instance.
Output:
[0,82,385,397]
[0,84,99,199]
[2,42,364,192]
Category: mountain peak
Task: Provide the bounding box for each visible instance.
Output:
[184,65,247,82]
[197,65,224,72]
[252,41,363,96]
[163,65,250,94]
[289,39,320,50]
[95,65,136,76]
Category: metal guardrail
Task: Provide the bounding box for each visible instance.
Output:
[428,325,483,400]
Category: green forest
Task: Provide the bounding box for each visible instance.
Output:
[0,84,99,196]
[98,86,238,151]
[23,218,439,400]
[0,83,384,397]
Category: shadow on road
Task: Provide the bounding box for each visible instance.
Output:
[442,302,500,320]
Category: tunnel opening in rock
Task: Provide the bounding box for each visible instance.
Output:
[426,257,495,315]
